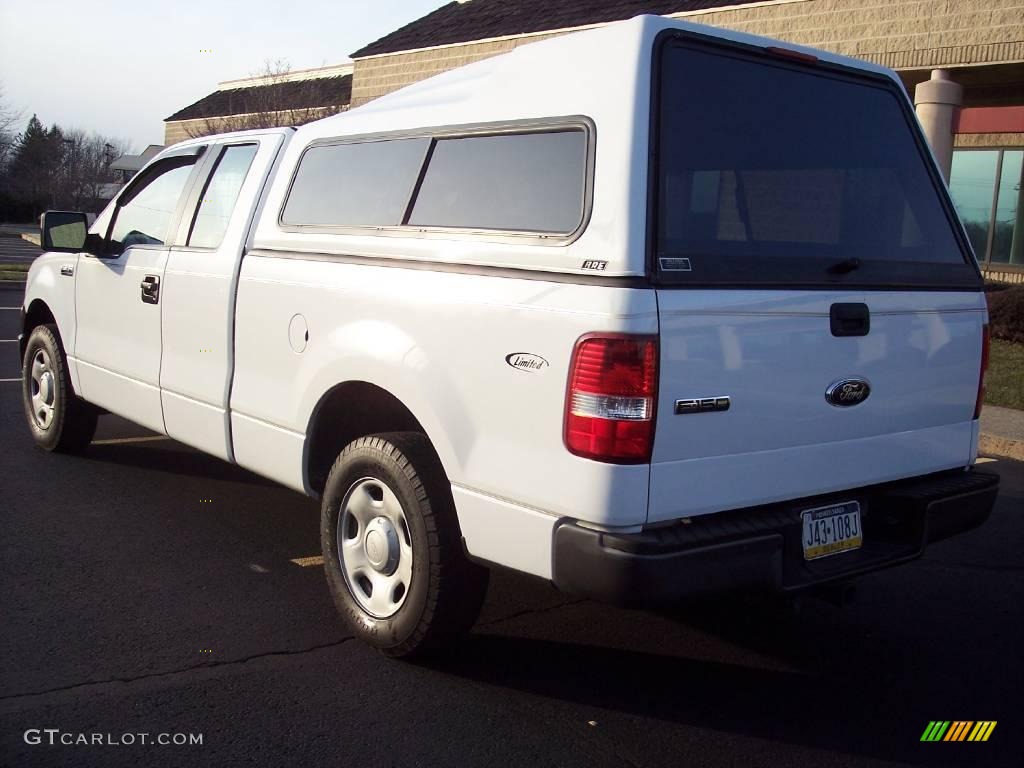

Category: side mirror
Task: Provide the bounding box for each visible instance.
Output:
[40,211,88,252]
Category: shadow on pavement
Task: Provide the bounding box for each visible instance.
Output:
[422,631,906,762]
[82,443,279,489]
[422,590,1006,767]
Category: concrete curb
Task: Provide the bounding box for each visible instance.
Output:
[20,233,41,246]
[979,433,1024,462]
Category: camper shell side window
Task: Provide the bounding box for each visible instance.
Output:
[279,118,594,244]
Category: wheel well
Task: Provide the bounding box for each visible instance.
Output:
[21,300,57,359]
[306,382,428,496]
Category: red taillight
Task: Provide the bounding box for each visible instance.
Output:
[974,323,990,419]
[564,334,658,463]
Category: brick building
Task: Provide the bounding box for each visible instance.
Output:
[166,0,1024,276]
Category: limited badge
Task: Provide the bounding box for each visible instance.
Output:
[505,353,549,373]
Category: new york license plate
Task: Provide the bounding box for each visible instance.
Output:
[801,501,862,560]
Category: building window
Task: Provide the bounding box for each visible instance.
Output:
[949,149,1024,267]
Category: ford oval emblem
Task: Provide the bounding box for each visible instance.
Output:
[826,378,871,407]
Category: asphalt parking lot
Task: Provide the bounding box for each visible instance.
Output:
[0,235,40,265]
[0,281,1021,768]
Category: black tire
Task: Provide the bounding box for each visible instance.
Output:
[321,432,489,658]
[22,324,97,453]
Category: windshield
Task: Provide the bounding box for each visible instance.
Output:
[654,40,978,288]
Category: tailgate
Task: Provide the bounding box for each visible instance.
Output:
[648,290,984,522]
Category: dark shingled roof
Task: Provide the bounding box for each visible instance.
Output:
[165,74,352,122]
[351,0,766,58]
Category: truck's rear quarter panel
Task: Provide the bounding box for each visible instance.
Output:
[230,255,657,575]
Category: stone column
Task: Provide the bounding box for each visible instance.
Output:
[914,69,962,183]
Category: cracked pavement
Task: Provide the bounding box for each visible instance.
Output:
[0,284,1021,767]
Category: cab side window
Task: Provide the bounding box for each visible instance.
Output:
[187,144,259,248]
[109,163,195,254]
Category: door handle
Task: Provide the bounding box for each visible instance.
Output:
[830,302,870,337]
[140,275,160,304]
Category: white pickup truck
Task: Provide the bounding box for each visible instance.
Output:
[21,16,999,657]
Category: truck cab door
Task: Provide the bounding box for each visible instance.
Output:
[159,134,284,461]
[74,147,207,434]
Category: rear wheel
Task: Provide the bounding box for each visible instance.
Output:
[22,324,97,453]
[321,432,489,658]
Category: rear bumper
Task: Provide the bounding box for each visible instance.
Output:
[551,468,999,605]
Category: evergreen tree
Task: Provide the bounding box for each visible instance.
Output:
[8,114,64,211]
[1,113,131,220]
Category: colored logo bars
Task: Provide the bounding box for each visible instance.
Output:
[920,721,997,742]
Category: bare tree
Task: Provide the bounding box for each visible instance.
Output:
[184,59,348,139]
[0,83,24,171]
[51,128,133,211]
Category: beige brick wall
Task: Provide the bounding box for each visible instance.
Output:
[164,106,345,145]
[164,119,214,145]
[983,266,1024,283]
[955,132,1024,147]
[352,33,564,105]
[351,0,1024,106]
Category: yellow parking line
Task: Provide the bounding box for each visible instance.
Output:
[290,555,324,567]
[975,457,998,464]
[91,436,172,445]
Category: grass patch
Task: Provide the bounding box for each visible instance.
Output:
[0,263,30,281]
[987,339,1024,410]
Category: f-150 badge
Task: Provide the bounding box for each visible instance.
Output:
[675,396,730,415]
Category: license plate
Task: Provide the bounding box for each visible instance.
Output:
[801,501,862,560]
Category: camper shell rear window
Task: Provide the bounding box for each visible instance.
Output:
[651,35,980,289]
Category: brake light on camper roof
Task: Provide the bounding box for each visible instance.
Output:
[564,335,658,463]
[765,46,819,64]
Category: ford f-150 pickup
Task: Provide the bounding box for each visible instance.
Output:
[21,16,999,657]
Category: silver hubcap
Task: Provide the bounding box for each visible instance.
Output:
[337,478,413,619]
[29,349,57,430]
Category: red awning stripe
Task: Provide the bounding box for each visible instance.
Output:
[954,106,1024,134]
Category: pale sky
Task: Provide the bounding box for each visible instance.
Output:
[0,0,447,152]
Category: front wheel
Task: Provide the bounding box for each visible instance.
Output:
[22,324,97,453]
[321,432,489,658]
